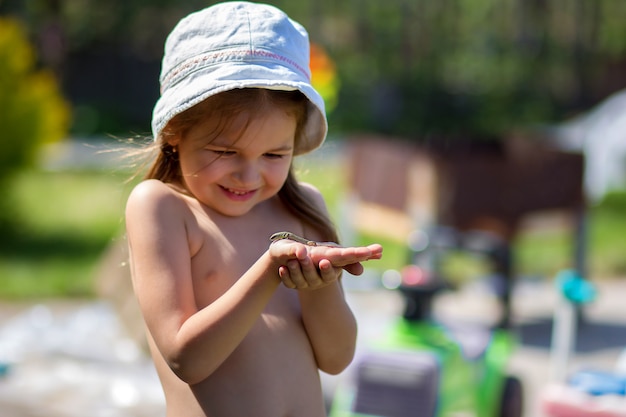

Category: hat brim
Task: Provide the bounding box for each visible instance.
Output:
[152,60,327,155]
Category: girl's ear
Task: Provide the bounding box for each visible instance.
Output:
[166,134,181,148]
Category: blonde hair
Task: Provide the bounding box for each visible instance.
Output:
[141,88,338,243]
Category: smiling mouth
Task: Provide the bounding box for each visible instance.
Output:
[221,186,255,197]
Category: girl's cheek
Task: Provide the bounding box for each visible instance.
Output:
[188,155,226,175]
[270,164,291,185]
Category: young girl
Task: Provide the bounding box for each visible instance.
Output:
[125,2,382,416]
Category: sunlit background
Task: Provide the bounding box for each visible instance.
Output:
[1,1,625,416]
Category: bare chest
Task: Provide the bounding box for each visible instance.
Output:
[184,202,304,307]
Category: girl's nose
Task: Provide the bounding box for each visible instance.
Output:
[234,159,260,184]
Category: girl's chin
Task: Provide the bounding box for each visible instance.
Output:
[209,198,259,217]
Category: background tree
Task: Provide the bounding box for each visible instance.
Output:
[1,0,625,140]
[0,16,69,195]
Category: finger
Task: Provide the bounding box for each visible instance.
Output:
[343,262,365,276]
[269,239,308,260]
[366,244,384,259]
[318,259,341,283]
[286,259,308,289]
[278,266,296,289]
[306,246,351,263]
[318,248,375,267]
[299,255,325,288]
[305,245,382,269]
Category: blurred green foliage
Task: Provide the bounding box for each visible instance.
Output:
[319,0,626,137]
[2,0,625,138]
[0,169,131,298]
[0,17,69,185]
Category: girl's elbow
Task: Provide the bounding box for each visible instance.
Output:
[166,353,217,385]
[167,358,199,384]
[318,349,355,375]
[319,357,352,375]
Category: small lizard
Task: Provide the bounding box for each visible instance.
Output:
[269,231,318,246]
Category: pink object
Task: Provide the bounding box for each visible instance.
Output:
[542,384,626,417]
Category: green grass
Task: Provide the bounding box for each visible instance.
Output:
[0,169,133,298]
[1,161,624,299]
[513,197,626,280]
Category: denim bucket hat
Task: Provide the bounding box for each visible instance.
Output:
[152,1,328,155]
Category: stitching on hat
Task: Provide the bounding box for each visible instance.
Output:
[161,50,310,94]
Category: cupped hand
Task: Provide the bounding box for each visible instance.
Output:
[269,240,383,290]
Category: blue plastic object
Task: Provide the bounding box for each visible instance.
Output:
[0,362,10,377]
[568,370,626,396]
[556,269,596,305]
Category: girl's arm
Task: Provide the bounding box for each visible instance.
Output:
[280,243,381,374]
[126,180,283,385]
[282,184,382,374]
[299,280,358,374]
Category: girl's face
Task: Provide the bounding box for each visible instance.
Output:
[173,106,296,217]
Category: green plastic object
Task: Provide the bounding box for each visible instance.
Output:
[329,318,520,417]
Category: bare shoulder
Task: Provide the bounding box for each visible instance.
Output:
[128,178,173,198]
[127,179,177,207]
[125,179,188,222]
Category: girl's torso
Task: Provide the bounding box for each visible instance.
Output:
[151,186,327,417]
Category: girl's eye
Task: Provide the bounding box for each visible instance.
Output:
[264,153,284,159]
[212,149,236,156]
